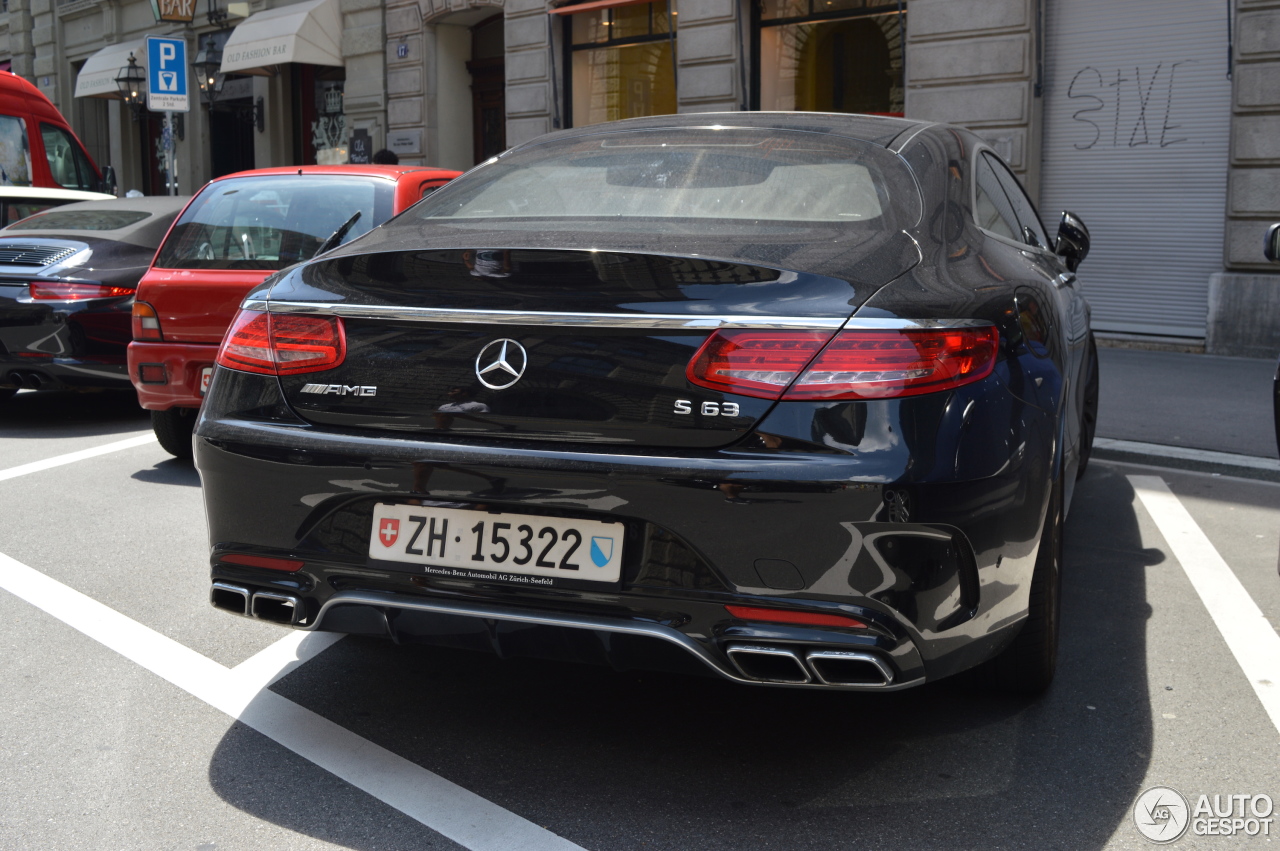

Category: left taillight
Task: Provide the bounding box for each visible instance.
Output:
[30,281,133,300]
[132,301,162,340]
[215,309,345,376]
[686,326,999,400]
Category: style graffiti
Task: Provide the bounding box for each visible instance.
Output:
[1065,61,1193,150]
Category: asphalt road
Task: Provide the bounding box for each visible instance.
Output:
[1,389,1278,851]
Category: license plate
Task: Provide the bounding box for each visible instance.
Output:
[199,366,213,395]
[369,503,623,584]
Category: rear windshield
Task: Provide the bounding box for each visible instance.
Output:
[8,209,150,231]
[411,127,919,233]
[155,175,394,270]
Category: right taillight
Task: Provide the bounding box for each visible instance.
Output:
[132,301,162,341]
[215,309,345,376]
[686,326,998,400]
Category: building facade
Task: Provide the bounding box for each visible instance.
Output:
[1,0,1277,354]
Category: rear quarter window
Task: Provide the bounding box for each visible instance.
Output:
[154,175,395,270]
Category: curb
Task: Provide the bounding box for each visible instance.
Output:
[1093,438,1280,483]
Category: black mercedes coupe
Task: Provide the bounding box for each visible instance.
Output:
[196,113,1098,693]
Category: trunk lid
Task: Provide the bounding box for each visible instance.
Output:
[267,248,896,448]
[137,267,272,343]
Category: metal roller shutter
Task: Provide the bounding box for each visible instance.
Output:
[1040,0,1231,338]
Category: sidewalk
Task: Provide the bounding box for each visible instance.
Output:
[1094,345,1279,478]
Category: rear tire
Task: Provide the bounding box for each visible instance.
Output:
[977,479,1062,694]
[152,408,196,459]
[1076,333,1099,479]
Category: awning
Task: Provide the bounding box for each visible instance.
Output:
[74,39,147,99]
[220,0,342,75]
[548,0,658,14]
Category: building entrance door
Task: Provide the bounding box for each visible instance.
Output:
[210,101,255,178]
[467,14,505,164]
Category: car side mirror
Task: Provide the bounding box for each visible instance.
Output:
[1054,211,1090,272]
[99,165,118,196]
[1265,223,1280,262]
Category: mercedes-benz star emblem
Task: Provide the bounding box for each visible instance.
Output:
[475,338,528,390]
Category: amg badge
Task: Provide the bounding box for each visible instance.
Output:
[300,384,378,397]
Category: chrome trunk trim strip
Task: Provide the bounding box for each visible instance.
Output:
[241,299,993,332]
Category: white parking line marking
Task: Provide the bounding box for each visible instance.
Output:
[1130,475,1280,738]
[0,552,586,851]
[0,433,156,482]
[232,630,346,689]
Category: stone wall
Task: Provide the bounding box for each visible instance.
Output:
[503,0,556,146]
[675,0,744,114]
[1227,0,1280,271]
[1214,0,1280,356]
[342,0,389,153]
[385,0,426,162]
[904,0,1041,194]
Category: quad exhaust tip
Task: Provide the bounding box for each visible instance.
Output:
[805,649,893,687]
[6,371,48,391]
[726,644,812,684]
[210,582,302,626]
[727,643,893,688]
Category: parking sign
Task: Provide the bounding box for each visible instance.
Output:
[146,36,189,112]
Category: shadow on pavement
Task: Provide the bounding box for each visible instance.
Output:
[131,457,199,487]
[0,389,149,439]
[208,465,1153,850]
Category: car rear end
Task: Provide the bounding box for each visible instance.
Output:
[129,170,400,450]
[195,123,1053,689]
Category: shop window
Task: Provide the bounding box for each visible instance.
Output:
[0,115,32,187]
[292,65,347,166]
[40,124,97,191]
[757,0,903,115]
[567,1,677,128]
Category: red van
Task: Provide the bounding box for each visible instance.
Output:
[128,164,460,456]
[0,72,111,194]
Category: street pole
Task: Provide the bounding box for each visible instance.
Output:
[165,111,176,196]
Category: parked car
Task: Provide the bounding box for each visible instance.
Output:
[0,71,114,193]
[0,185,116,227]
[195,113,1098,695]
[128,164,461,456]
[1266,223,1280,457]
[0,196,189,401]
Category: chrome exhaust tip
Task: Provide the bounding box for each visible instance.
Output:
[251,590,302,625]
[805,649,894,687]
[210,581,250,616]
[725,644,812,684]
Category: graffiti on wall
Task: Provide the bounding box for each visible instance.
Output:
[1065,61,1194,151]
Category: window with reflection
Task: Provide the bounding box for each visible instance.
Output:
[756,0,903,115]
[566,1,677,127]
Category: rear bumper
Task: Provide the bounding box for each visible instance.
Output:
[211,582,919,689]
[127,340,216,410]
[195,367,1056,689]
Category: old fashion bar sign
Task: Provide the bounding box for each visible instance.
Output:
[150,0,196,23]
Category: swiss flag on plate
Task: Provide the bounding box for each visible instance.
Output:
[378,518,399,547]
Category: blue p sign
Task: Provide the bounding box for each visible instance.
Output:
[146,36,189,112]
